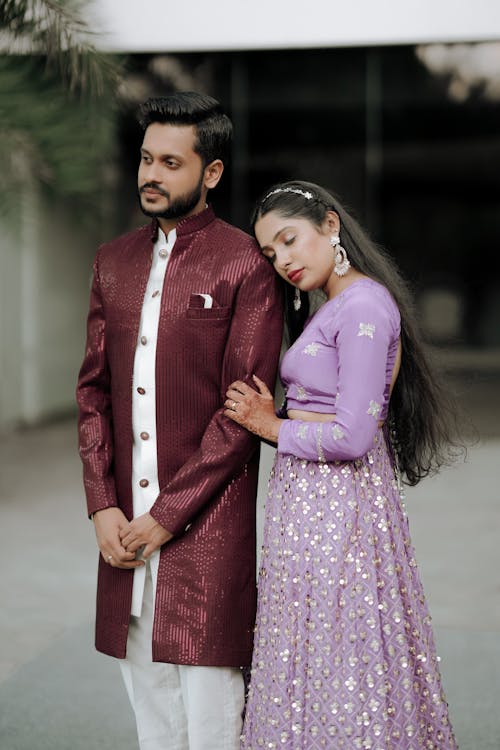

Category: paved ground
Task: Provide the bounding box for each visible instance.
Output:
[0,373,499,749]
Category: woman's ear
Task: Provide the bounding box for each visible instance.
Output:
[203,159,224,190]
[324,210,340,235]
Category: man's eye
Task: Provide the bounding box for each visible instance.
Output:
[284,236,295,246]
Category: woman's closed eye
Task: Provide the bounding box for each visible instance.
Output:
[261,234,295,263]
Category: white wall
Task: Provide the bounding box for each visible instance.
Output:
[0,188,97,433]
[88,0,500,52]
[0,211,23,429]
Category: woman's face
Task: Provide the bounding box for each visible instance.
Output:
[254,209,340,295]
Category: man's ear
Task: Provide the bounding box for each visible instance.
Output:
[203,159,224,190]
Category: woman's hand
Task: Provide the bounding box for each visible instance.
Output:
[224,375,283,444]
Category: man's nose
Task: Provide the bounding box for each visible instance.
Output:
[143,161,162,183]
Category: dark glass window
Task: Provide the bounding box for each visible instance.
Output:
[119,44,500,350]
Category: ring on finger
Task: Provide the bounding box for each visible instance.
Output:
[107,554,113,563]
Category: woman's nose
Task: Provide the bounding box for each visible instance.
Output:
[275,248,292,270]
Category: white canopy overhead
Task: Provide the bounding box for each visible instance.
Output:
[88,0,500,53]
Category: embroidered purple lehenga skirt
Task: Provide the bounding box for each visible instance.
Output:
[241,430,457,749]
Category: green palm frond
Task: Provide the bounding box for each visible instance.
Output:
[0,53,118,214]
[0,0,31,34]
[0,0,124,218]
[1,0,121,95]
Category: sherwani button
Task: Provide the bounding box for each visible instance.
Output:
[152,290,160,298]
[140,336,147,345]
[140,431,150,440]
[137,387,146,395]
[139,478,149,488]
[159,249,168,258]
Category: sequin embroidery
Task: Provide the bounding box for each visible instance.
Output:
[303,342,320,356]
[367,400,382,418]
[358,322,376,339]
[331,423,345,440]
[241,437,458,750]
[297,424,309,439]
[315,423,326,463]
[296,385,307,402]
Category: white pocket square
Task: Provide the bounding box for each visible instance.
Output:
[198,294,213,309]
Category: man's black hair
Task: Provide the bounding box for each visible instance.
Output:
[138,91,232,166]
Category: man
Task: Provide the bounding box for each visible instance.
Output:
[76,92,283,750]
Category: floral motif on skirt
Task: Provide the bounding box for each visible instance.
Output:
[241,430,457,749]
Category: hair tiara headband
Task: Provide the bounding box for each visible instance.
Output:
[262,186,314,202]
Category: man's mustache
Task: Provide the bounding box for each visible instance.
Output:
[140,183,169,198]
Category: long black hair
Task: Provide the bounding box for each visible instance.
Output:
[252,180,466,486]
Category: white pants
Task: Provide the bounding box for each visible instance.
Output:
[119,566,245,750]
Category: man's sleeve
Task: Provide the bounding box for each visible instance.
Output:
[76,253,118,517]
[149,258,283,536]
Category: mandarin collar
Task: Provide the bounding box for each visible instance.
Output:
[149,204,215,242]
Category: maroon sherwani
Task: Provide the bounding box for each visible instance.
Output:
[77,206,283,667]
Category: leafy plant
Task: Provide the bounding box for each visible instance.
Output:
[0,0,122,216]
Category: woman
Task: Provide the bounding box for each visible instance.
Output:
[225,181,463,749]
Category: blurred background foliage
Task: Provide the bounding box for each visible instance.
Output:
[0,0,123,218]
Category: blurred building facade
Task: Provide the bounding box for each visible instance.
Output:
[0,190,103,432]
[1,1,499,433]
[112,44,500,350]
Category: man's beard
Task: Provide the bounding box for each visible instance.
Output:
[138,174,204,220]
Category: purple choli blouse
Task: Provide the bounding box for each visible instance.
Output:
[278,278,401,462]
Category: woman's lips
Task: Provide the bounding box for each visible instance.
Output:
[288,269,304,283]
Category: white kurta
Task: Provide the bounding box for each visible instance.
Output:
[130,226,176,617]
